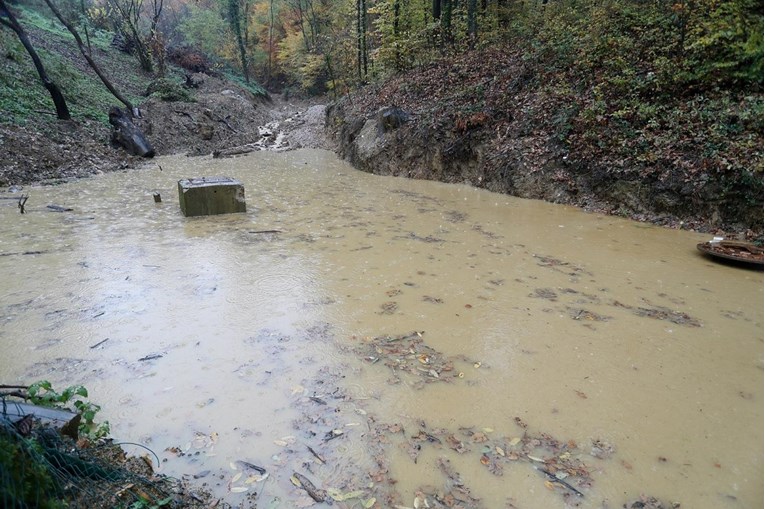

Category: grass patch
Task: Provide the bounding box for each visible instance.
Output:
[0,15,150,125]
[222,71,269,98]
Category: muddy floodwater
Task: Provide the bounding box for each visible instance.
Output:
[1,149,762,508]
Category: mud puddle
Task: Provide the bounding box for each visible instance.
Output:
[0,149,761,508]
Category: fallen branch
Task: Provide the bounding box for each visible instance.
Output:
[235,460,266,474]
[0,251,46,257]
[535,466,585,497]
[217,117,238,133]
[174,110,195,122]
[306,445,325,464]
[47,204,73,212]
[248,230,282,234]
[89,338,109,349]
[212,144,257,158]
[138,353,163,362]
[18,194,28,214]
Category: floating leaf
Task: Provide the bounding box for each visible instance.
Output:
[355,408,367,415]
[231,472,243,483]
[230,486,248,493]
[474,362,482,368]
[363,497,376,508]
[327,489,365,501]
[528,454,545,462]
[509,437,521,446]
[496,446,505,456]
[417,354,430,364]
[292,385,305,394]
[458,372,465,378]
[229,462,239,470]
[290,475,302,487]
[274,440,288,446]
[246,473,268,483]
[210,432,219,443]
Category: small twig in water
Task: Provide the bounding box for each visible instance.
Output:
[89,338,109,349]
[306,445,326,464]
[17,194,28,214]
[138,353,163,362]
[535,466,585,497]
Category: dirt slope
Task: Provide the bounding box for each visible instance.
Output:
[326,46,763,235]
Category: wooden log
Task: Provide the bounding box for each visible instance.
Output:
[212,144,257,158]
[109,107,155,158]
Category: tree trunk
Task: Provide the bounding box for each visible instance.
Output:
[0,0,70,120]
[228,0,250,84]
[393,0,402,69]
[268,0,274,83]
[109,107,154,157]
[440,0,452,48]
[356,0,368,81]
[41,0,137,115]
[467,0,477,48]
[107,0,154,72]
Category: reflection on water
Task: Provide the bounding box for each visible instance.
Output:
[0,149,762,508]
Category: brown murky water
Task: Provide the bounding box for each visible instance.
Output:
[1,149,762,508]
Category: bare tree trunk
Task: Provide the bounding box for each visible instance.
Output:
[228,0,251,83]
[0,0,71,120]
[108,0,154,72]
[79,0,92,53]
[356,0,367,81]
[467,0,477,48]
[42,0,137,115]
[268,0,274,83]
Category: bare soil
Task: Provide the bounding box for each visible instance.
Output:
[0,74,331,188]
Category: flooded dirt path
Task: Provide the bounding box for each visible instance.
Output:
[1,149,762,508]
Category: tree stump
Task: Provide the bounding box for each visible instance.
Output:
[109,107,155,158]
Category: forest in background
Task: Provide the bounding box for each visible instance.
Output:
[1,0,761,98]
[0,0,762,230]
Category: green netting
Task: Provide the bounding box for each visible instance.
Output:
[0,397,196,509]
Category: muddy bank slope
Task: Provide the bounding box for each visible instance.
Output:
[326,47,763,234]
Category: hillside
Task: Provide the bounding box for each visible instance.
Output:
[0,1,762,237]
[327,45,763,234]
[0,4,278,184]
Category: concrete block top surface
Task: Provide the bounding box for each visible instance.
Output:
[179,176,243,188]
[177,176,246,217]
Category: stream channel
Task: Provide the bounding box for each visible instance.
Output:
[0,149,762,508]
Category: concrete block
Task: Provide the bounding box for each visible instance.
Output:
[178,177,246,217]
